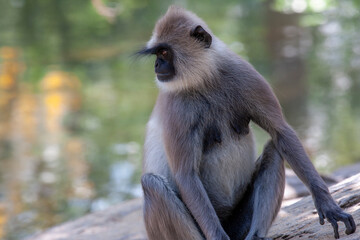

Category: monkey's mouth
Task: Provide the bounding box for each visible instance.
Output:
[156,73,174,81]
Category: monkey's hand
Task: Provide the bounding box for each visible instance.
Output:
[314,197,356,239]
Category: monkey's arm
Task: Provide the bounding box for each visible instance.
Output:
[246,79,356,239]
[162,119,229,240]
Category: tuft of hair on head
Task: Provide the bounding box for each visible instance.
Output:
[151,5,213,46]
[139,5,228,92]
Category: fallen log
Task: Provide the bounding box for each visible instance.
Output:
[269,173,360,240]
[28,173,360,240]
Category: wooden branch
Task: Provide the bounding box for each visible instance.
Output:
[28,173,360,240]
[269,173,360,240]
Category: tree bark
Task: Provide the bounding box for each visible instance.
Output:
[28,173,360,240]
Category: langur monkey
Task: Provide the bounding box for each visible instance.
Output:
[137,6,356,240]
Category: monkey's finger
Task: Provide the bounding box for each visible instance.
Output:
[330,219,340,239]
[334,211,356,235]
[342,214,356,235]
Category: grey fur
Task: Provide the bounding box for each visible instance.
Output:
[141,5,356,240]
[142,173,204,240]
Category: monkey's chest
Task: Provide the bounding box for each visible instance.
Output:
[201,111,250,154]
[199,127,256,217]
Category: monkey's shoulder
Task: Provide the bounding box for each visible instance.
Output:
[157,91,251,139]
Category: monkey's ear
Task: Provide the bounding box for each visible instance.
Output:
[190,25,212,48]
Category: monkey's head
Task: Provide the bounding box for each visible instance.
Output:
[138,6,223,92]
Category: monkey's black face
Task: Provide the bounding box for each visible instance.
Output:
[137,43,176,82]
[154,45,175,81]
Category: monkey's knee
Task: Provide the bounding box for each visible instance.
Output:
[257,140,283,171]
[263,140,275,152]
[141,172,164,188]
[256,140,285,188]
[141,173,171,239]
[141,173,178,214]
[263,140,281,159]
[141,173,204,240]
[141,173,172,197]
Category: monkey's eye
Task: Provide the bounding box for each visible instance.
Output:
[161,50,168,56]
[158,49,169,58]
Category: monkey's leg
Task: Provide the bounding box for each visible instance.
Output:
[141,173,204,240]
[223,141,285,240]
[245,140,285,240]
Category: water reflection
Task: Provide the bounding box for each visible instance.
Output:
[0,50,141,239]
